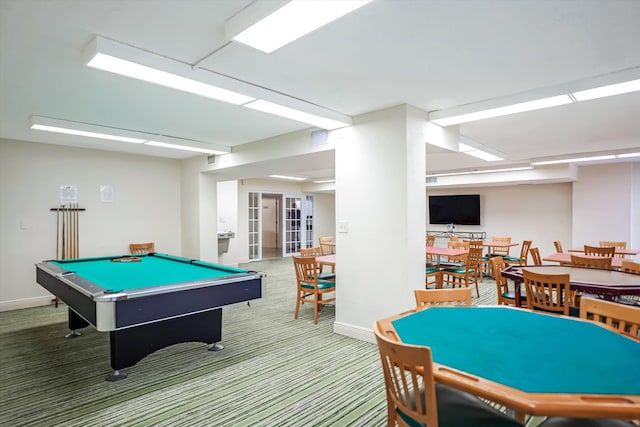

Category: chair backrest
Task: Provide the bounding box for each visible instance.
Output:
[449,235,459,242]
[373,326,439,427]
[490,256,510,305]
[529,247,542,265]
[447,240,469,262]
[570,254,612,270]
[425,235,436,247]
[599,240,627,258]
[584,245,615,257]
[522,268,571,316]
[292,255,319,288]
[318,236,335,255]
[517,240,532,265]
[580,297,640,340]
[129,242,154,254]
[300,247,322,257]
[553,240,564,253]
[414,288,472,308]
[491,236,512,256]
[467,245,484,274]
[621,259,640,274]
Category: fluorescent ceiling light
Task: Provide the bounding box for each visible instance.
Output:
[269,174,306,181]
[312,179,335,183]
[30,116,231,155]
[573,79,640,101]
[31,123,146,144]
[432,95,572,127]
[532,155,615,166]
[458,142,503,161]
[245,100,350,129]
[617,152,640,158]
[87,52,254,105]
[230,0,373,54]
[145,141,222,154]
[428,166,532,178]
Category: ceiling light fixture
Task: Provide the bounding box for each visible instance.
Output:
[573,78,640,101]
[617,152,640,159]
[532,155,616,166]
[431,95,572,127]
[427,166,532,178]
[84,36,351,130]
[268,174,306,181]
[227,0,373,54]
[85,38,254,105]
[458,142,503,161]
[245,100,349,130]
[30,116,231,155]
[31,123,146,144]
[312,179,336,183]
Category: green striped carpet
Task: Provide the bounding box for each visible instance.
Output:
[0,258,507,427]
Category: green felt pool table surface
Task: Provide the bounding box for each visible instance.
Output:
[391,306,640,395]
[51,253,248,292]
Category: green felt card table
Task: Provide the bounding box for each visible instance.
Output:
[36,253,265,381]
[376,306,640,422]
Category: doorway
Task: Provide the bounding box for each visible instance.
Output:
[261,193,282,259]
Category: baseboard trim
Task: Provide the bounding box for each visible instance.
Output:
[0,296,54,312]
[333,321,375,344]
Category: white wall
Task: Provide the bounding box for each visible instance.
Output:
[0,138,182,310]
[427,183,573,259]
[573,163,639,254]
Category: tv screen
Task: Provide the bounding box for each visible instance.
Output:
[428,194,480,225]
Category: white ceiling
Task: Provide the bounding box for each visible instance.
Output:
[1,0,640,181]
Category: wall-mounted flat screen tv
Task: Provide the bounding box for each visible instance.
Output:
[428,194,481,225]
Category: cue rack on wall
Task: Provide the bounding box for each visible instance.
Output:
[50,204,86,306]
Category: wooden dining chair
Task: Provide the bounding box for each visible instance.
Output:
[529,247,542,265]
[490,236,512,256]
[504,240,531,266]
[299,247,335,279]
[553,240,564,253]
[373,326,524,427]
[599,240,627,258]
[579,297,640,341]
[570,254,613,270]
[318,236,335,255]
[414,288,472,308]
[621,259,640,274]
[446,240,469,263]
[442,249,481,298]
[522,268,575,316]
[490,256,526,306]
[425,235,437,266]
[292,255,336,324]
[129,242,154,254]
[584,244,615,257]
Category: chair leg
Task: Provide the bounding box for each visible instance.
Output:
[294,292,301,319]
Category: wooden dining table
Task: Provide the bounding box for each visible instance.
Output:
[501,264,640,306]
[568,247,639,256]
[377,306,640,422]
[425,246,468,268]
[543,252,625,269]
[316,254,336,269]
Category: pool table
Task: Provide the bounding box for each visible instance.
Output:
[36,253,265,381]
[376,306,640,422]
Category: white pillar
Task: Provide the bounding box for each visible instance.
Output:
[334,104,427,341]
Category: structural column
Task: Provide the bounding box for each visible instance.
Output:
[334,104,427,340]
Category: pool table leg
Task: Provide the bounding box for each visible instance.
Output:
[106,308,223,381]
[65,308,89,338]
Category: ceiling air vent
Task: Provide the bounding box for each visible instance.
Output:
[426,176,438,184]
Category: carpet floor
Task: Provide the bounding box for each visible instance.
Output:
[1,257,515,427]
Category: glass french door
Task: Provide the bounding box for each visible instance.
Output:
[248,192,261,260]
[283,194,315,256]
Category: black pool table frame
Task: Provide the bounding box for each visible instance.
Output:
[36,256,265,381]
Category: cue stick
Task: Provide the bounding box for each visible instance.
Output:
[72,204,76,258]
[55,207,60,259]
[61,205,66,259]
